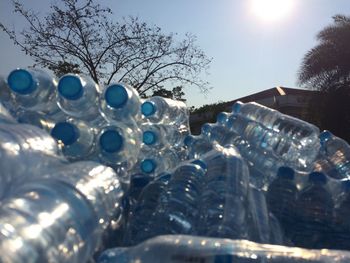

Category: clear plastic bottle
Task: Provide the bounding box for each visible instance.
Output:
[141,96,189,125]
[201,122,238,147]
[151,163,206,237]
[266,167,298,241]
[246,186,271,243]
[141,122,188,150]
[0,122,67,198]
[97,121,141,169]
[227,113,317,171]
[16,109,66,133]
[318,130,350,179]
[100,83,141,122]
[199,145,250,239]
[0,161,124,263]
[125,179,168,245]
[50,118,96,161]
[57,74,102,123]
[6,68,58,113]
[138,147,181,176]
[292,172,334,249]
[184,134,214,159]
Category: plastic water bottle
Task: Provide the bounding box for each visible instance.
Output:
[0,123,67,197]
[231,101,320,169]
[57,74,102,123]
[292,172,334,249]
[328,180,350,250]
[200,121,238,147]
[226,113,317,171]
[151,162,206,237]
[199,145,250,239]
[138,147,181,176]
[16,109,66,133]
[141,123,188,150]
[318,130,350,179]
[246,186,271,243]
[100,83,141,122]
[0,161,123,263]
[50,118,96,161]
[184,134,214,159]
[125,179,168,245]
[141,96,189,125]
[266,167,298,241]
[97,121,141,169]
[98,234,348,263]
[7,68,58,113]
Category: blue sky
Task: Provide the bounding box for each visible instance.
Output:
[1,0,350,107]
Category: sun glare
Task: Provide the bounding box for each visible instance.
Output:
[251,0,294,22]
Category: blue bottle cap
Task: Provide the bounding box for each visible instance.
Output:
[308,171,327,184]
[141,101,156,116]
[7,69,36,94]
[143,130,157,145]
[99,129,123,153]
[191,159,207,171]
[216,112,228,124]
[105,84,128,108]
[277,166,294,180]
[51,122,79,145]
[131,174,151,188]
[184,135,194,147]
[58,75,83,100]
[319,130,332,145]
[201,123,211,135]
[232,101,243,114]
[141,159,157,173]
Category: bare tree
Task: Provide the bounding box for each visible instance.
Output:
[0,0,212,96]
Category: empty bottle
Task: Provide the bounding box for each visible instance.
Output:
[57,74,102,123]
[184,134,214,159]
[7,68,58,114]
[125,178,168,245]
[97,121,141,169]
[141,96,189,125]
[226,112,317,171]
[199,145,250,239]
[16,109,66,133]
[0,123,67,198]
[266,167,298,240]
[100,83,141,122]
[151,162,206,237]
[292,172,334,249]
[246,186,271,243]
[141,122,188,150]
[138,147,181,176]
[318,130,350,179]
[0,161,124,263]
[51,118,96,161]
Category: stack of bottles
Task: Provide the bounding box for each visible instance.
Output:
[1,67,350,263]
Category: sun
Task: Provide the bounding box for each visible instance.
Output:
[251,0,294,22]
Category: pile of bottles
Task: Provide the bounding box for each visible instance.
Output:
[0,68,350,263]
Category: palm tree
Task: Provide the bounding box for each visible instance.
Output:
[298,15,350,143]
[298,15,350,91]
